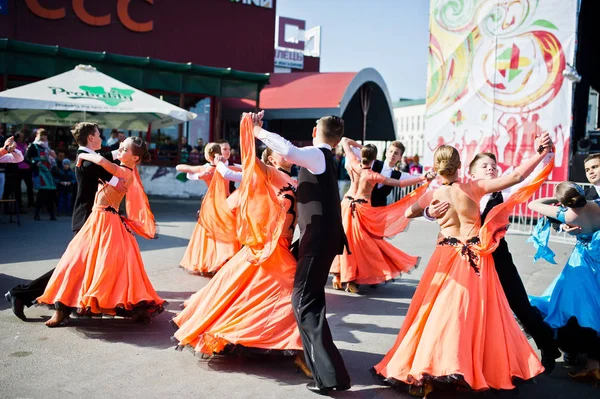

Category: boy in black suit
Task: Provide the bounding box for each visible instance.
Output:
[370,141,419,207]
[584,153,600,200]
[252,111,351,394]
[5,123,125,320]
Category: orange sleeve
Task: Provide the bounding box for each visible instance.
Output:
[124,167,157,239]
[236,115,286,263]
[358,183,430,237]
[198,168,237,243]
[478,161,554,254]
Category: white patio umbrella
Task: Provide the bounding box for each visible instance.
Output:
[0,64,196,130]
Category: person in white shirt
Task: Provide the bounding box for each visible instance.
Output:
[252,111,351,394]
[5,122,126,321]
[369,141,419,207]
[0,136,24,201]
[0,136,24,164]
[583,153,600,200]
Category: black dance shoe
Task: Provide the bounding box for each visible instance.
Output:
[5,292,26,321]
[541,346,561,374]
[306,382,351,395]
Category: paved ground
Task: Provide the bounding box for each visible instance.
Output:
[0,200,597,399]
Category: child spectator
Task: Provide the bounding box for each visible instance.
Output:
[53,158,76,216]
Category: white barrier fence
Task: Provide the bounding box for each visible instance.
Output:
[391,182,594,245]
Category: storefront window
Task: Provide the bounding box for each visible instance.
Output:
[187,98,211,150]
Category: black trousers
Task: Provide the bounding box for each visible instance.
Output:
[35,189,56,217]
[557,318,600,359]
[493,238,556,352]
[17,168,34,207]
[292,254,350,389]
[8,230,79,307]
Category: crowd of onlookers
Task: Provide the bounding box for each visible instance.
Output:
[0,125,77,221]
[332,145,423,181]
[1,122,424,223]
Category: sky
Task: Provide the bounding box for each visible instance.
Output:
[276,0,431,102]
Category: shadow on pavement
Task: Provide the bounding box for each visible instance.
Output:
[67,311,175,349]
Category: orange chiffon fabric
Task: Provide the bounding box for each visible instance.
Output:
[331,183,428,285]
[373,161,553,391]
[37,166,165,317]
[125,167,157,239]
[180,171,241,276]
[173,115,301,354]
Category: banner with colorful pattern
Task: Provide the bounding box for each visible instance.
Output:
[424,0,578,181]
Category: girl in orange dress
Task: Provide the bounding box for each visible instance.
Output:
[176,143,242,276]
[37,137,165,327]
[330,139,429,293]
[173,115,309,375]
[372,136,554,397]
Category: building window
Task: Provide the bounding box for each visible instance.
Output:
[417,116,421,130]
[411,116,414,131]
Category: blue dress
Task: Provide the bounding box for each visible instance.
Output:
[528,203,600,357]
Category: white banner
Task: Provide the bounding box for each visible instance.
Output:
[424,0,578,181]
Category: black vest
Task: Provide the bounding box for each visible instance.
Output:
[296,147,347,257]
[481,191,504,223]
[370,160,402,207]
[229,180,237,195]
[72,150,117,232]
[585,186,599,201]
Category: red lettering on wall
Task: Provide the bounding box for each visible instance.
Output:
[26,0,66,20]
[117,0,153,33]
[73,0,111,26]
[25,0,154,32]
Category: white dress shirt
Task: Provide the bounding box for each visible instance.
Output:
[77,146,119,187]
[187,162,242,182]
[256,128,329,175]
[216,161,242,182]
[0,148,24,164]
[594,185,600,197]
[375,161,416,188]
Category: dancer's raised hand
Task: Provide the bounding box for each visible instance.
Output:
[214,154,227,164]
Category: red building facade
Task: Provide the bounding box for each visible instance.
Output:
[0,0,277,73]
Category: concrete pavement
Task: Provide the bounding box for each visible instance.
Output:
[0,199,596,399]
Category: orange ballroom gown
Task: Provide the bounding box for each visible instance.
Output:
[173,116,302,355]
[179,164,241,276]
[37,165,165,318]
[372,162,553,391]
[331,157,425,285]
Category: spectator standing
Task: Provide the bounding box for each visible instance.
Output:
[53,158,76,216]
[409,154,423,175]
[180,136,193,163]
[106,130,119,148]
[27,129,57,221]
[14,132,34,208]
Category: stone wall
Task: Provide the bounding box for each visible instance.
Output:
[138,165,207,198]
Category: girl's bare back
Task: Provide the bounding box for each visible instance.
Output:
[433,183,483,239]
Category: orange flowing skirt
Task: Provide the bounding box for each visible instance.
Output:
[372,238,544,390]
[331,197,420,284]
[173,236,302,355]
[179,221,241,276]
[37,206,165,317]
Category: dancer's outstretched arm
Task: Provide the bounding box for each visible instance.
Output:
[215,155,242,182]
[477,132,553,194]
[77,152,128,178]
[528,197,561,219]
